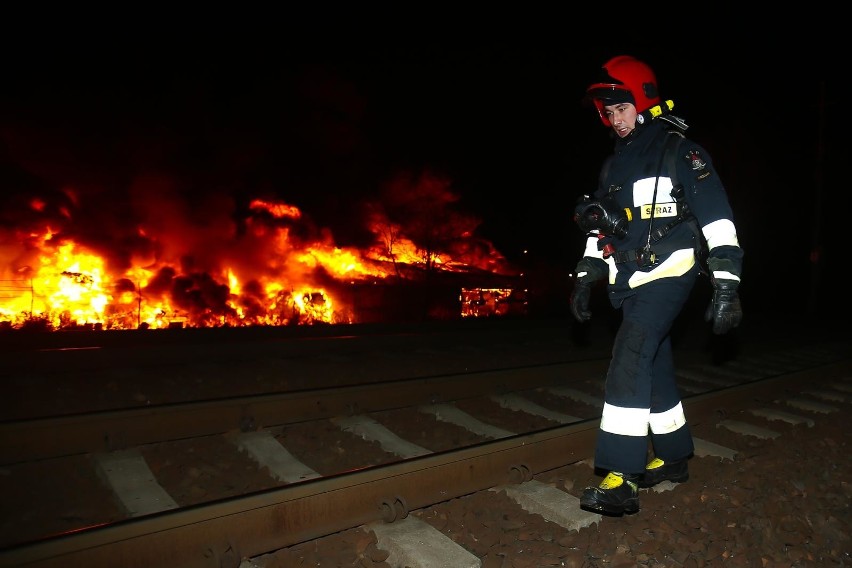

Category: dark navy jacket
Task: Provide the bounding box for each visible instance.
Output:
[578,114,744,302]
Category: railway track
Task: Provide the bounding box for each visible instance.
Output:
[1,322,849,567]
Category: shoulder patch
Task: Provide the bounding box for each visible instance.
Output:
[685,149,706,171]
[684,149,712,181]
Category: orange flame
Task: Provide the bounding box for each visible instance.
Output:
[1,171,519,330]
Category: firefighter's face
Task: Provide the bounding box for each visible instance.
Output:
[603,102,637,139]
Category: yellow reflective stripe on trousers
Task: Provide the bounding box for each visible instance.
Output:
[599,403,651,437]
[648,402,687,434]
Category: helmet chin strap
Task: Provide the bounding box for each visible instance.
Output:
[658,113,689,131]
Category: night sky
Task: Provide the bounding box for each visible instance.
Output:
[0,29,844,320]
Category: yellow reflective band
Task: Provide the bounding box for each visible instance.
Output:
[600,403,651,436]
[627,249,694,289]
[649,402,687,434]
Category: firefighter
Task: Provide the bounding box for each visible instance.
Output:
[571,55,744,515]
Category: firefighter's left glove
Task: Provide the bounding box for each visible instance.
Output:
[570,280,593,323]
[704,278,742,335]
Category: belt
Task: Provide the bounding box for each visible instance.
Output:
[607,241,686,265]
[609,249,643,264]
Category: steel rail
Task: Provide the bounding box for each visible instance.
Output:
[0,359,610,464]
[2,359,848,568]
[682,358,852,420]
[1,419,601,568]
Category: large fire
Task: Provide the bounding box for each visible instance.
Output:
[1,171,521,330]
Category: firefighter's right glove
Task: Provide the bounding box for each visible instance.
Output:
[570,257,607,323]
[570,280,593,323]
[704,278,742,335]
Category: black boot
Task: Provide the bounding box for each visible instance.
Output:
[580,471,640,516]
[639,457,689,488]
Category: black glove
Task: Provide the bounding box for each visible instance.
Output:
[570,280,593,323]
[570,257,607,323]
[704,278,742,335]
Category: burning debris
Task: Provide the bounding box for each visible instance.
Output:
[461,288,528,318]
[1,171,523,330]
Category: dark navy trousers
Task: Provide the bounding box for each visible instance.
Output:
[594,270,698,474]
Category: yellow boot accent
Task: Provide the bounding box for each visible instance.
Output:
[599,471,636,490]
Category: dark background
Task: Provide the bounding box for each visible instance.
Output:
[0,25,844,323]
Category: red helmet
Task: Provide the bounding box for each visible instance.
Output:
[586,55,661,127]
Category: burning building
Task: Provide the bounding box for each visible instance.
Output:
[0,170,525,330]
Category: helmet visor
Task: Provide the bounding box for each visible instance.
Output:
[586,84,635,107]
